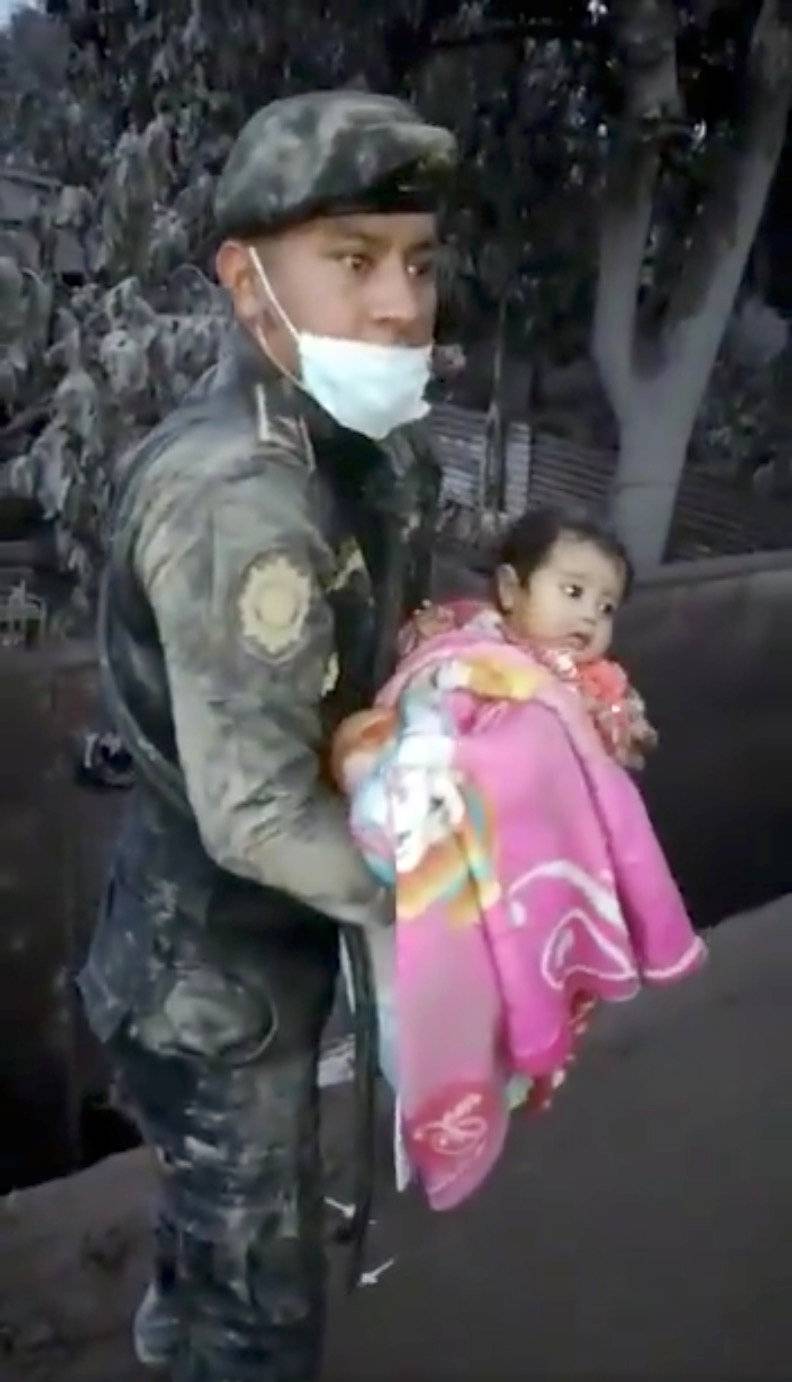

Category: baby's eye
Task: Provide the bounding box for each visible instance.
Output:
[601,600,616,616]
[562,583,584,600]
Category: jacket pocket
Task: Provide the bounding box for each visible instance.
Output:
[131,961,278,1067]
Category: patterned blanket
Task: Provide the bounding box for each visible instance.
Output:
[333,618,706,1210]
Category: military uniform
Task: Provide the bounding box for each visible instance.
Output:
[78,91,455,1382]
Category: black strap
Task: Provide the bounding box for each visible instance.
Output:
[97,572,193,820]
[334,927,378,1292]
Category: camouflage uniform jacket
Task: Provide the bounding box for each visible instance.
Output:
[80,324,439,1042]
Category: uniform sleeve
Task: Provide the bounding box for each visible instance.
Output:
[134,462,389,929]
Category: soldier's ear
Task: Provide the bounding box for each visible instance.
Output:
[216,240,261,327]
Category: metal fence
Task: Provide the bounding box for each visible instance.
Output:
[429,404,533,518]
[0,570,47,648]
[427,404,789,558]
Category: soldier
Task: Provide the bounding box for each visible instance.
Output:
[77,90,457,1381]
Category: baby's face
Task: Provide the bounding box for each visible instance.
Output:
[498,535,625,663]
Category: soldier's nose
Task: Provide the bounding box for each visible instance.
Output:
[366,264,424,339]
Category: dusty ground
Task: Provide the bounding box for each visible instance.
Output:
[3,898,792,1382]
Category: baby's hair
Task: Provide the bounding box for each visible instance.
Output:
[496,504,634,599]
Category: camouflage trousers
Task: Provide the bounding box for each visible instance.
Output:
[107,900,338,1382]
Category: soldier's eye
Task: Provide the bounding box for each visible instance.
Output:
[339,252,370,274]
[409,257,437,280]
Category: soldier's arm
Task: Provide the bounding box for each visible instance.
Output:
[135,461,389,928]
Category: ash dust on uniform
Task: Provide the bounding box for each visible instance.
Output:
[78,90,457,1382]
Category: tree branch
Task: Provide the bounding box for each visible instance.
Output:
[0,401,49,449]
[592,0,682,418]
[661,0,792,385]
[592,131,660,420]
[611,0,683,123]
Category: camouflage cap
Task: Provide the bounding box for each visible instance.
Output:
[214,90,458,239]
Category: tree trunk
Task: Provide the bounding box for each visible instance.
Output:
[612,403,689,565]
[610,123,790,566]
[596,0,792,570]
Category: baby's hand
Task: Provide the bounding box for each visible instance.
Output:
[398,601,457,656]
[621,704,658,771]
[635,716,659,752]
[330,709,396,792]
[413,602,457,640]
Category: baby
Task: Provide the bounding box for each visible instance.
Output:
[401,505,656,770]
[330,505,701,1176]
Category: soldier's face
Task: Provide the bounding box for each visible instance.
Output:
[230,212,439,374]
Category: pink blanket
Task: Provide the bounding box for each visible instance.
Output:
[334,621,706,1211]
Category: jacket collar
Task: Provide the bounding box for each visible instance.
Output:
[225,321,349,451]
[223,323,409,507]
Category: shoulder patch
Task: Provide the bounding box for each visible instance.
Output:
[237,551,313,660]
[253,383,315,471]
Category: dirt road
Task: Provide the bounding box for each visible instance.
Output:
[3,898,791,1382]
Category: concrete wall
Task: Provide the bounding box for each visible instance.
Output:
[618,554,792,927]
[0,642,122,1191]
[1,550,790,1187]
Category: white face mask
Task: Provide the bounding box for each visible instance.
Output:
[248,246,433,441]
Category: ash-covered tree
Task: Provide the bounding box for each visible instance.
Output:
[420,0,792,565]
[3,0,790,607]
[4,0,600,613]
[592,0,792,566]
